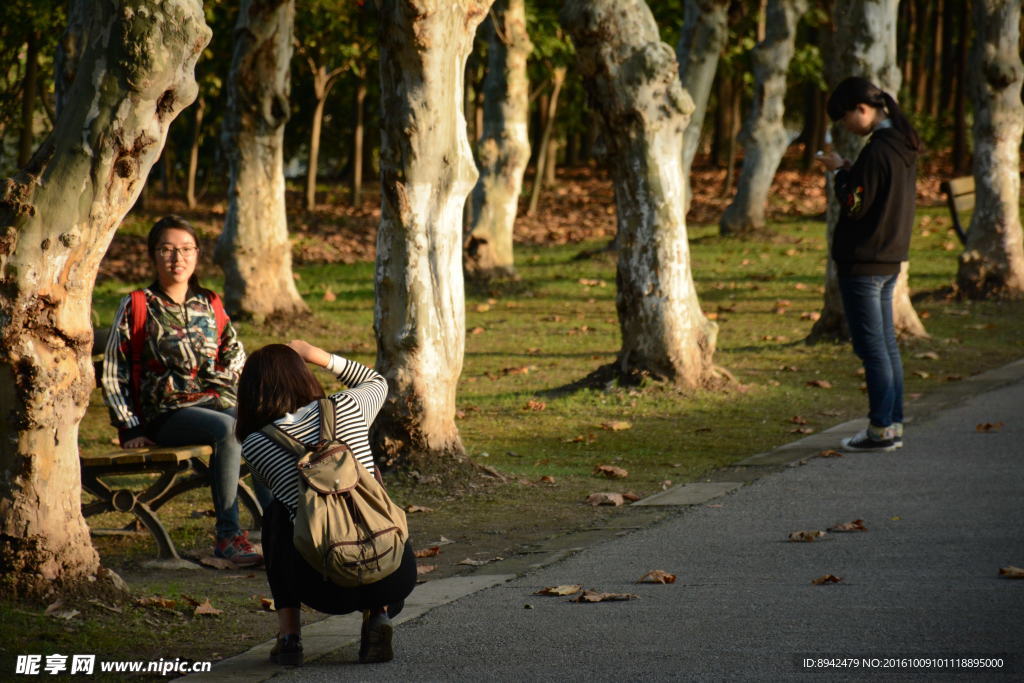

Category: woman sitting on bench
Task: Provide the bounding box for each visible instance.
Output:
[100,215,262,567]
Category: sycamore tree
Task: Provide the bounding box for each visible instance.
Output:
[0,0,209,599]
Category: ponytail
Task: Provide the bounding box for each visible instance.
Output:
[880,91,922,151]
[827,76,922,151]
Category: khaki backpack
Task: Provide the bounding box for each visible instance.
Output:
[261,398,408,587]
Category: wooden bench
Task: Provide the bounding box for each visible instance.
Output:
[939,175,973,245]
[81,445,263,561]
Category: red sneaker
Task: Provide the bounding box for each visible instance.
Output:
[214,531,263,567]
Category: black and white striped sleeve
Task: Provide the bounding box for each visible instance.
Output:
[325,355,388,428]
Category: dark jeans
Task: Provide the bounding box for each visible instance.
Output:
[838,273,904,428]
[263,500,416,615]
[153,405,260,539]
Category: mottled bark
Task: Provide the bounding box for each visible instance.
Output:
[720,0,807,236]
[562,0,718,387]
[216,0,307,320]
[808,0,927,342]
[373,0,491,466]
[956,0,1024,299]
[0,0,209,599]
[677,0,729,212]
[465,0,532,280]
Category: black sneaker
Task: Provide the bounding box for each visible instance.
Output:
[840,428,896,452]
[270,633,303,666]
[359,611,394,664]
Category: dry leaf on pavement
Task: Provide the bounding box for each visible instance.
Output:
[829,519,867,532]
[788,530,827,543]
[976,422,1006,432]
[458,557,501,567]
[816,449,844,458]
[415,546,441,558]
[586,492,625,506]
[998,566,1024,579]
[637,570,677,584]
[534,585,583,596]
[594,464,628,478]
[416,564,437,575]
[571,590,639,603]
[622,492,640,502]
[811,574,842,585]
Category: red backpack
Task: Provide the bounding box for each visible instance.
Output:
[128,288,228,416]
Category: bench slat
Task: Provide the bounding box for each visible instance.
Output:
[81,445,213,467]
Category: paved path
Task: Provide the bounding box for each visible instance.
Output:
[206,360,1024,682]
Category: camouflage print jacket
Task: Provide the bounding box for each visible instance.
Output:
[101,284,246,443]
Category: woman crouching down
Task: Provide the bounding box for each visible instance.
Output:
[235,340,416,666]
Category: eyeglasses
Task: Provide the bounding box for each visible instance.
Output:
[157,246,199,260]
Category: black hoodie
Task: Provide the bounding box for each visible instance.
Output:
[831,126,917,276]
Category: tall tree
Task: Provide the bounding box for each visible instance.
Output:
[215,0,307,320]
[465,0,532,280]
[0,0,209,598]
[956,0,1024,298]
[808,0,927,342]
[676,0,729,212]
[720,0,808,236]
[373,0,492,467]
[562,0,719,387]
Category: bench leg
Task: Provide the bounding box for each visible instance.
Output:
[129,500,182,560]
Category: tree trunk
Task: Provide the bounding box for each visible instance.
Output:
[306,72,327,211]
[562,0,718,387]
[956,0,1024,298]
[926,0,944,119]
[950,0,971,175]
[808,0,927,343]
[186,96,205,209]
[17,32,40,168]
[465,0,532,281]
[0,0,209,600]
[216,0,307,321]
[677,0,730,212]
[55,1,90,118]
[721,0,808,236]
[352,76,367,206]
[526,67,566,216]
[373,0,491,467]
[719,76,741,197]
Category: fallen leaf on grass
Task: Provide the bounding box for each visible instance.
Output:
[416,564,436,575]
[524,400,546,411]
[469,326,485,335]
[415,546,441,559]
[535,584,583,596]
[44,600,80,620]
[586,492,625,506]
[571,590,639,603]
[537,475,556,485]
[946,374,963,382]
[594,464,628,479]
[976,422,1006,432]
[829,519,867,532]
[600,420,632,431]
[322,288,336,302]
[791,427,814,435]
[788,530,827,543]
[577,278,606,287]
[199,556,236,570]
[913,371,930,379]
[816,449,844,458]
[259,597,275,611]
[790,415,808,425]
[914,351,940,360]
[622,492,641,502]
[135,596,176,609]
[194,600,223,617]
[87,599,122,615]
[998,566,1024,579]
[659,480,672,490]
[404,505,434,514]
[800,311,821,321]
[637,570,677,584]
[502,365,531,376]
[811,574,843,585]
[806,379,833,389]
[565,433,597,444]
[474,303,491,313]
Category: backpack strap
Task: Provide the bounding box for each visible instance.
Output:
[261,423,309,458]
[317,398,336,443]
[128,289,148,417]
